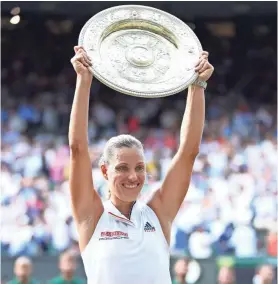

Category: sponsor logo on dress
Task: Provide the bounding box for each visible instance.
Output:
[99,231,129,240]
[144,222,156,232]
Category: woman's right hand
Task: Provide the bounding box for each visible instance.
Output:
[71,46,93,80]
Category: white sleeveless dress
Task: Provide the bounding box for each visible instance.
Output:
[81,200,172,284]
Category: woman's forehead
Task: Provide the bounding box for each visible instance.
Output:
[113,147,144,163]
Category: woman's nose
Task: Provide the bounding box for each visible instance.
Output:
[128,171,137,181]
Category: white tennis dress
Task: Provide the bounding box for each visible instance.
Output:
[81,199,172,284]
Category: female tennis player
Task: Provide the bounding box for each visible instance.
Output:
[69,45,214,284]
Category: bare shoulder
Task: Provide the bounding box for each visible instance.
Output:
[147,190,171,245]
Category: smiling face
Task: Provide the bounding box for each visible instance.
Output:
[102,147,146,202]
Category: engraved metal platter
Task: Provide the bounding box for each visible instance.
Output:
[78,5,203,98]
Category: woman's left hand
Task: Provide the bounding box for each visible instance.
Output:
[195,51,214,82]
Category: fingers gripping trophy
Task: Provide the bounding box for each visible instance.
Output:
[69,5,214,284]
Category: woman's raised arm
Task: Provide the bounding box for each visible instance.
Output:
[68,46,104,251]
[149,51,214,225]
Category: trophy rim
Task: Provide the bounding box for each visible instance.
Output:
[78,5,203,98]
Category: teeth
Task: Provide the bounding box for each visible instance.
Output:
[124,184,137,188]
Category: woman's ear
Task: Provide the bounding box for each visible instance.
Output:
[101,164,108,180]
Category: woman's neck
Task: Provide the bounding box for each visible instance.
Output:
[110,196,136,219]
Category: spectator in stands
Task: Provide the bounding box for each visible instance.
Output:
[48,250,85,284]
[217,266,235,284]
[172,257,189,284]
[266,229,277,257]
[7,256,39,284]
[188,225,213,259]
[229,222,258,257]
[253,264,275,284]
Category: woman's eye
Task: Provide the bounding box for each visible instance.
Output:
[136,166,145,172]
[117,166,128,172]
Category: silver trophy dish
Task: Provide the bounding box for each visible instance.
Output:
[78,5,203,98]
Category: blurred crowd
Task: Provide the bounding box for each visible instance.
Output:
[6,251,85,284]
[1,15,277,259]
[5,254,276,284]
[173,258,275,284]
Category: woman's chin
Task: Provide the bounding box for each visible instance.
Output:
[121,194,138,202]
[119,190,140,202]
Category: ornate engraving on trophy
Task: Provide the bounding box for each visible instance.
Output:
[152,12,162,22]
[131,10,138,18]
[105,31,171,83]
[125,45,155,67]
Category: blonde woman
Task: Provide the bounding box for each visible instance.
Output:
[69,45,214,284]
